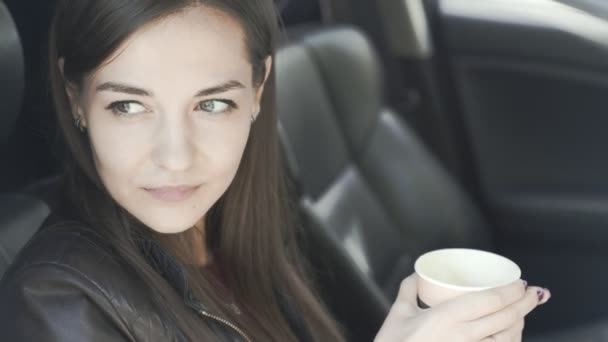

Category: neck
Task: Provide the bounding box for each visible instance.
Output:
[192,220,210,266]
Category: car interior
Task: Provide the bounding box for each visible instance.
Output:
[3,0,608,341]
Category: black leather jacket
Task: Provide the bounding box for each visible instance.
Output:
[0,215,313,341]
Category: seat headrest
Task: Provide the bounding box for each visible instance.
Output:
[278,27,384,152]
[0,2,24,142]
[301,28,383,152]
[276,27,384,197]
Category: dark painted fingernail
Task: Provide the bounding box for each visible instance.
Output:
[537,289,545,301]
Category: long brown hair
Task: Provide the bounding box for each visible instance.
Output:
[49,1,344,340]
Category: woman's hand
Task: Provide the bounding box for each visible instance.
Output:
[375,274,551,342]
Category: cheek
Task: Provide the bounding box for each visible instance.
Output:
[87,121,147,191]
[202,122,251,181]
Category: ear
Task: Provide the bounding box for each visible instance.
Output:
[253,56,273,116]
[59,58,87,128]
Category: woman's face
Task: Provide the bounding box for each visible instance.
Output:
[68,7,270,234]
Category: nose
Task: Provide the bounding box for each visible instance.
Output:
[152,115,195,172]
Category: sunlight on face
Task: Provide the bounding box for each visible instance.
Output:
[72,7,267,234]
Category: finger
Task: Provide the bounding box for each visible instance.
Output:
[395,273,419,304]
[389,273,421,315]
[539,288,551,305]
[467,286,541,339]
[437,279,527,321]
[479,319,525,342]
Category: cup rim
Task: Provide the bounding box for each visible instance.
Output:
[414,248,522,292]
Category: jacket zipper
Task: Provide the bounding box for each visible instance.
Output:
[197,309,253,342]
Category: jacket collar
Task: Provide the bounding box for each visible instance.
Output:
[136,235,208,312]
[135,233,313,341]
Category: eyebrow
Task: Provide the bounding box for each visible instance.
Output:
[96,83,152,96]
[95,80,246,97]
[195,80,246,97]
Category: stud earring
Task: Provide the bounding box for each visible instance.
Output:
[74,115,86,132]
[250,113,258,124]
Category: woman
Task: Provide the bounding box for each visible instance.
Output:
[0,0,550,341]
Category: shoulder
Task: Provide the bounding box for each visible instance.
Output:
[3,220,131,288]
[0,220,179,341]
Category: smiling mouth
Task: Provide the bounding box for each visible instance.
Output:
[143,185,200,202]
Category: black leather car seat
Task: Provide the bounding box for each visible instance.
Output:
[0,1,50,279]
[276,26,493,341]
[0,0,23,142]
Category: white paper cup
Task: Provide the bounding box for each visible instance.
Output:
[414,248,522,308]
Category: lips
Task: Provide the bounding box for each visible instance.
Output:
[143,185,200,202]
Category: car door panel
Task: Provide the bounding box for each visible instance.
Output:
[438,0,608,331]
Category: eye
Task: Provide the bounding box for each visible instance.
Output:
[195,99,237,114]
[107,101,147,116]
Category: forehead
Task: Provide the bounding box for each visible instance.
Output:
[89,6,252,89]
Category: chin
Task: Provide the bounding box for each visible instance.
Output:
[137,213,201,234]
[120,192,217,234]
[148,224,193,235]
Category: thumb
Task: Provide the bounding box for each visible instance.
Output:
[383,273,421,323]
[396,273,419,305]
